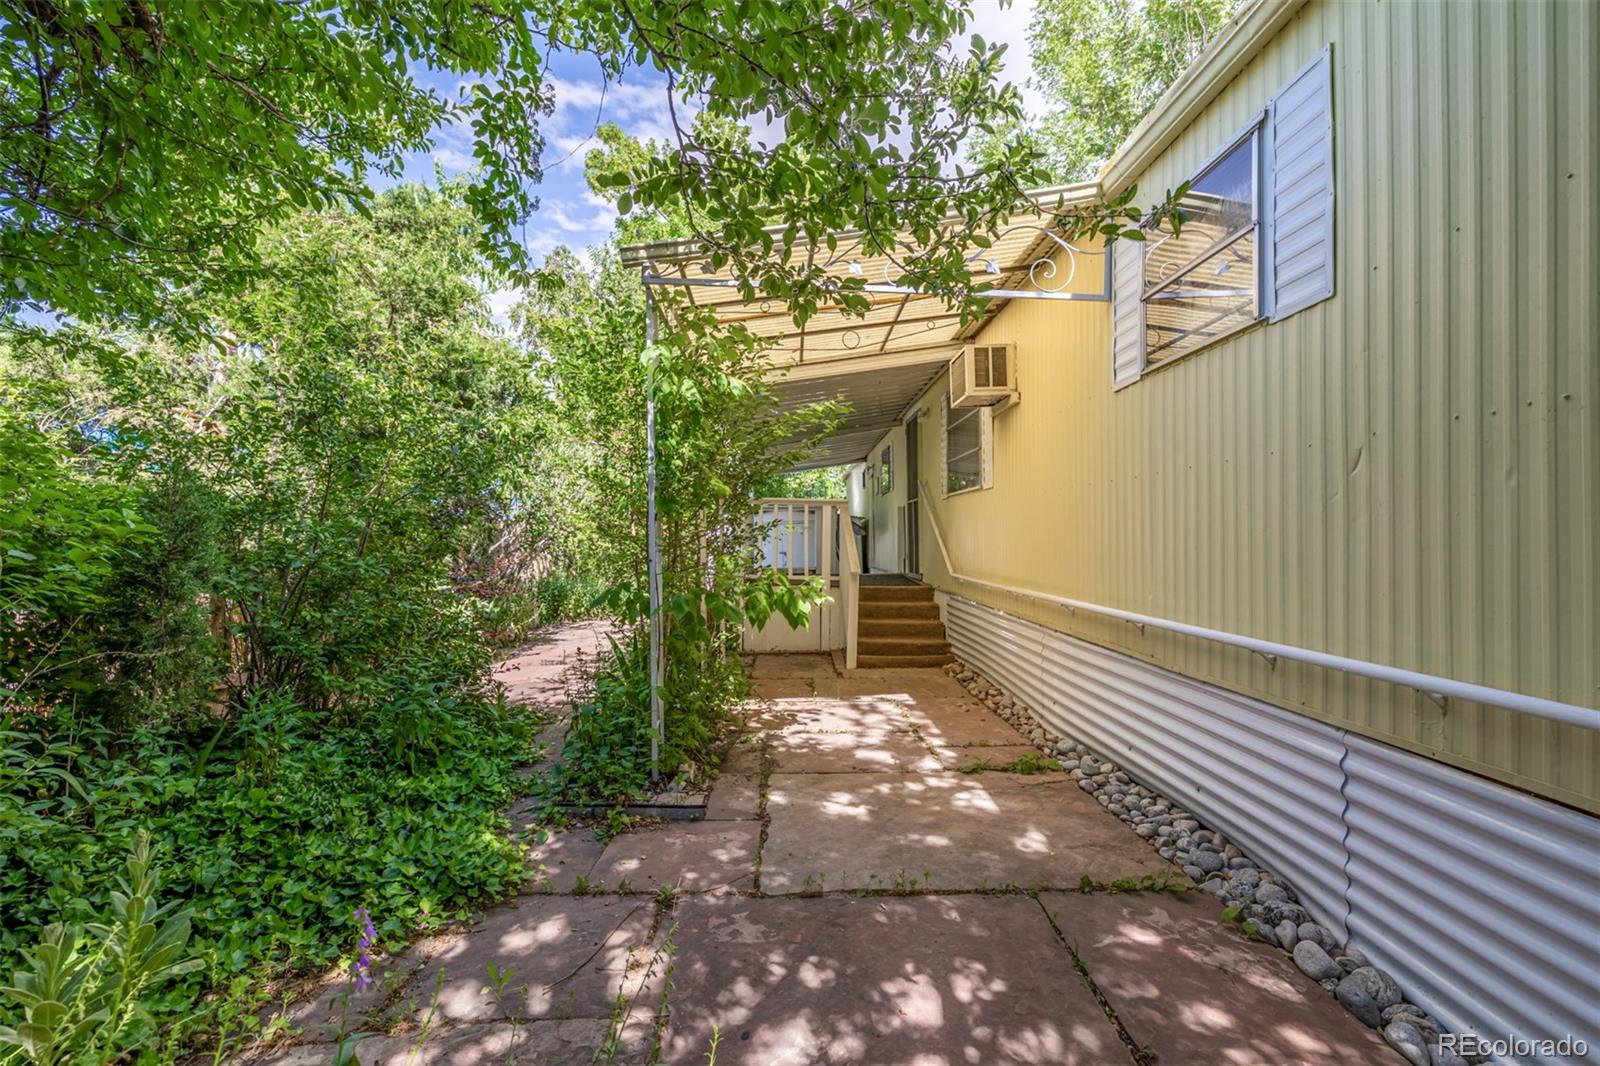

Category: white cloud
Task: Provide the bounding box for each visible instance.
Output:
[432,147,476,171]
[485,286,523,328]
[543,197,615,234]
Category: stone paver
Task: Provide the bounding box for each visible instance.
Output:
[768,727,942,774]
[521,826,606,893]
[387,895,659,1027]
[901,697,1034,747]
[247,649,1400,1066]
[591,821,760,894]
[491,621,613,709]
[930,743,1055,771]
[656,895,1125,1066]
[1041,890,1399,1065]
[761,770,1171,894]
[703,773,761,820]
[244,1017,652,1065]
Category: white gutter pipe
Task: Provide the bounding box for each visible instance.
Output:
[916,485,1600,733]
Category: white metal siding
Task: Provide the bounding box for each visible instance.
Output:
[1110,236,1145,389]
[1342,735,1600,1061]
[940,593,1600,1062]
[1267,47,1335,319]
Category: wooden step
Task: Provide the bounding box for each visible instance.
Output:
[857,584,935,603]
[859,599,941,620]
[856,652,956,669]
[858,636,952,657]
[857,617,947,639]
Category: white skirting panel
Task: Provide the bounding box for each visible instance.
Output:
[939,593,1600,1064]
[741,596,841,653]
[1342,735,1600,1058]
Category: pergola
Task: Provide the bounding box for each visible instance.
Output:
[616,183,1113,778]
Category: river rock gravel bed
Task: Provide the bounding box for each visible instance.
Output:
[942,658,1489,1066]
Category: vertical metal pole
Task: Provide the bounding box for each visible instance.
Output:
[644,278,664,785]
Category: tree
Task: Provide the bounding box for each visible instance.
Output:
[2,183,551,716]
[4,0,1179,338]
[1026,0,1240,182]
[1,0,1042,332]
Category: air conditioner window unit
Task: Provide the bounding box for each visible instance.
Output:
[950,343,1018,408]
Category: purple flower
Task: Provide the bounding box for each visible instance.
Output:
[351,907,377,991]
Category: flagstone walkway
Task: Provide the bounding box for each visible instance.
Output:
[247,637,1397,1066]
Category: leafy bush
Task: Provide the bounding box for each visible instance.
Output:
[0,691,540,1051]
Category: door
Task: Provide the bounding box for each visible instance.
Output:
[904,414,921,577]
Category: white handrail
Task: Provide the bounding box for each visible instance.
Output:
[840,509,862,669]
[915,482,1600,732]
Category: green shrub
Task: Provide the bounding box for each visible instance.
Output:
[550,625,748,805]
[0,690,540,1053]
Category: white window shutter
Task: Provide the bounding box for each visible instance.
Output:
[1110,235,1144,390]
[1267,47,1334,320]
[979,407,993,489]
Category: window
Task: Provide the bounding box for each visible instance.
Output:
[879,446,892,493]
[1143,131,1259,366]
[944,391,984,495]
[1111,48,1334,389]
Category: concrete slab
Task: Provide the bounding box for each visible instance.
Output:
[901,698,1034,748]
[768,728,941,774]
[822,671,971,701]
[656,895,1125,1066]
[761,772,1173,894]
[750,677,824,699]
[749,654,835,679]
[703,773,761,820]
[1041,891,1401,1066]
[257,933,453,1043]
[522,827,606,893]
[772,695,917,734]
[933,744,1058,772]
[492,621,614,710]
[241,1016,653,1065]
[387,896,659,1027]
[719,734,765,777]
[592,821,760,894]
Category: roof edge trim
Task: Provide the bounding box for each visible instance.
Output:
[1099,0,1310,195]
[617,182,1102,268]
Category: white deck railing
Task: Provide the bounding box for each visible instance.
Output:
[752,498,860,663]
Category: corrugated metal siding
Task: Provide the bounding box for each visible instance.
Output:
[1342,735,1600,1060]
[944,593,1600,1063]
[941,593,1352,938]
[911,0,1599,810]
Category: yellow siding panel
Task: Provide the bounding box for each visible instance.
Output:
[913,0,1598,810]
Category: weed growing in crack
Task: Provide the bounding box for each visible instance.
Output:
[956,751,1059,775]
[1078,872,1190,894]
[482,962,531,1065]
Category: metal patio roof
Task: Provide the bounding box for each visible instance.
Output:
[620,183,1109,467]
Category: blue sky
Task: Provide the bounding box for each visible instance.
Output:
[384,1,1040,323]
